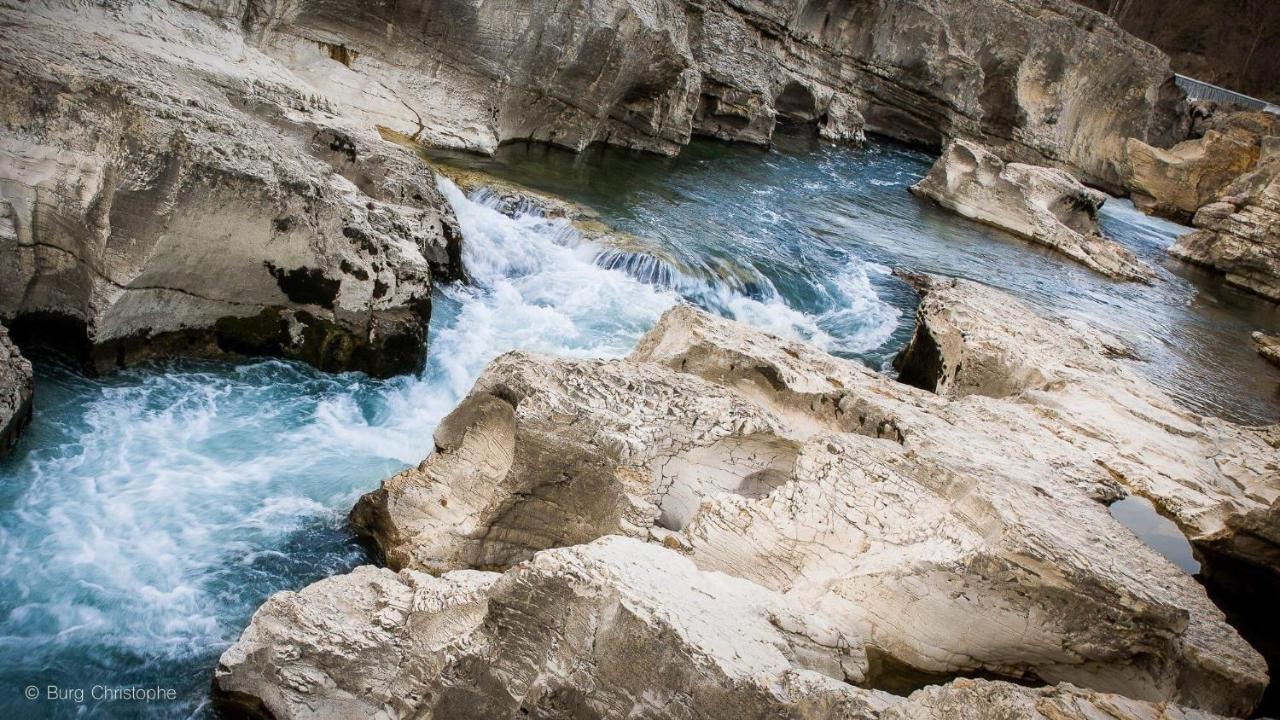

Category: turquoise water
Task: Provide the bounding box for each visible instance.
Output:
[1,131,1276,718]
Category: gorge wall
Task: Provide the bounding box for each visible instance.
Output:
[0,0,1188,377]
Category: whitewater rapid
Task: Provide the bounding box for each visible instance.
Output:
[0,176,899,717]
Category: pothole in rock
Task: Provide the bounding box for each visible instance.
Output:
[1107,494,1200,574]
[652,434,799,531]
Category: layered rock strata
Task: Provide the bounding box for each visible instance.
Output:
[0,323,33,455]
[912,140,1151,280]
[1256,332,1280,368]
[216,536,1236,719]
[348,279,1273,714]
[1124,111,1279,223]
[177,0,1183,191]
[1170,144,1280,301]
[0,1,462,375]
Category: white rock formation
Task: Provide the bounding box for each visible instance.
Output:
[216,536,897,720]
[0,0,460,375]
[881,678,1223,720]
[75,0,1184,190]
[0,323,33,454]
[351,280,1272,714]
[912,140,1152,281]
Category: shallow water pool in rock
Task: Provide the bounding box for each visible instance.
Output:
[1,131,1276,718]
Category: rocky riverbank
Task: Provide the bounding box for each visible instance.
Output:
[1,0,1188,377]
[0,323,32,455]
[219,276,1277,718]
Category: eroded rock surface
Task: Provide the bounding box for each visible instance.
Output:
[0,1,461,375]
[1170,147,1280,301]
[882,678,1223,720]
[0,323,33,454]
[352,281,1270,714]
[912,141,1151,280]
[216,536,897,720]
[1256,332,1280,367]
[170,0,1183,191]
[217,534,1247,719]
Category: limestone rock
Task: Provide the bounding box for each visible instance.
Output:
[882,678,1224,720]
[216,536,896,720]
[0,323,33,455]
[168,0,1183,191]
[0,0,461,375]
[1170,151,1280,301]
[354,287,1268,713]
[1255,332,1280,367]
[1125,132,1261,223]
[912,141,1152,281]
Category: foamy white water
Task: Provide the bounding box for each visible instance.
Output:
[0,175,900,717]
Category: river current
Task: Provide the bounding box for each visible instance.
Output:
[1,130,1277,717]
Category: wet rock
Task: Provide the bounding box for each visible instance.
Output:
[0,323,33,455]
[0,1,460,376]
[912,141,1152,281]
[1256,332,1280,367]
[216,536,896,720]
[1170,150,1280,301]
[353,288,1267,713]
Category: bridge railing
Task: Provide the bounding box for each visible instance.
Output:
[1175,74,1279,114]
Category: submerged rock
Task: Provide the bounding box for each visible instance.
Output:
[352,282,1268,713]
[1255,332,1280,367]
[911,141,1152,281]
[216,536,896,720]
[0,1,461,376]
[0,323,33,455]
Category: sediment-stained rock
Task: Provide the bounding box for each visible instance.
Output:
[0,323,33,455]
[1170,150,1280,302]
[912,141,1152,281]
[1256,332,1280,367]
[216,536,895,720]
[173,0,1183,191]
[353,284,1269,713]
[0,1,461,375]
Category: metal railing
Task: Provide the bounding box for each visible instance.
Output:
[1175,74,1279,114]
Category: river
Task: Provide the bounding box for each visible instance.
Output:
[1,129,1276,717]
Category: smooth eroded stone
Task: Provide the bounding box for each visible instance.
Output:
[911,140,1153,281]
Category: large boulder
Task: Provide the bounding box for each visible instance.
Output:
[353,285,1270,713]
[215,536,896,720]
[911,140,1152,281]
[0,322,33,455]
[1170,149,1280,301]
[0,1,461,375]
[170,0,1183,191]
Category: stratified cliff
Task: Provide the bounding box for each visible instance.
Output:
[0,0,1185,374]
[186,0,1184,191]
[1078,0,1280,103]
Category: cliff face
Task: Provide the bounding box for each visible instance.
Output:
[0,1,461,376]
[0,0,1186,373]
[186,0,1185,190]
[1078,0,1280,104]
